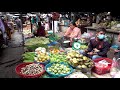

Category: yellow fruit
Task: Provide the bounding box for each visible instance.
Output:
[83,56,88,60]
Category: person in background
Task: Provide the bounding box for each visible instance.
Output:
[75,18,81,27]
[64,21,81,43]
[36,22,46,37]
[87,15,93,26]
[96,14,102,24]
[3,19,12,40]
[15,17,22,32]
[80,28,111,60]
[7,19,14,34]
[44,21,50,31]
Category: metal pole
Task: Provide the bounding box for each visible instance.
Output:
[30,16,32,33]
[53,19,55,36]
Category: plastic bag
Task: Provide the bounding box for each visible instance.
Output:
[81,32,93,39]
[110,57,120,77]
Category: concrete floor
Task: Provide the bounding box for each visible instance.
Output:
[0,31,24,78]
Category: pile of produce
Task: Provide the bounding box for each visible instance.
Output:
[47,63,71,75]
[66,50,94,69]
[80,45,88,50]
[34,47,50,63]
[98,21,120,29]
[25,37,50,46]
[20,63,44,75]
[25,37,49,51]
[48,34,60,42]
[49,48,60,54]
[22,52,35,63]
[50,53,67,63]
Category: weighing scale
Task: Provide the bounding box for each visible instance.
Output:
[72,41,81,50]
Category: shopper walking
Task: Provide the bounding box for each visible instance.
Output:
[15,17,23,32]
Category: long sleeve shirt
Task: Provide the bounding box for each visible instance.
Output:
[87,37,111,57]
[64,27,81,39]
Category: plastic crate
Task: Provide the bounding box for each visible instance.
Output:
[92,58,112,75]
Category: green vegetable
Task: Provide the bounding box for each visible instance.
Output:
[22,52,35,62]
[25,37,49,51]
[50,53,67,63]
[47,63,71,75]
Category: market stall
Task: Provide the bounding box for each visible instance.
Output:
[14,31,120,78]
[12,12,120,78]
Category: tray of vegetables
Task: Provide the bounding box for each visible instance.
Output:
[25,37,49,51]
[34,47,50,65]
[45,62,74,77]
[66,50,94,73]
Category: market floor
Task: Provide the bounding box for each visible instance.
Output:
[0,30,24,78]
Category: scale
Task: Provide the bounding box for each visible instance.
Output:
[72,41,81,50]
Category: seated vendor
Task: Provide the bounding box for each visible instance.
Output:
[64,21,81,43]
[113,32,120,58]
[80,28,111,60]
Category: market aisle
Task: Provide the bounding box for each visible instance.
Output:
[0,31,24,78]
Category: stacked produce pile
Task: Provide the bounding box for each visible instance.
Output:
[34,47,50,63]
[111,21,120,31]
[66,50,94,70]
[25,37,49,51]
[98,21,120,30]
[47,63,71,75]
[49,48,60,54]
[49,53,67,63]
[22,52,35,63]
[20,63,44,76]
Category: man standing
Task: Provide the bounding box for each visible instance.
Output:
[15,17,22,32]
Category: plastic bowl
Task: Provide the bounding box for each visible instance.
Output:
[47,41,58,46]
[45,62,74,78]
[15,63,45,78]
[34,60,50,66]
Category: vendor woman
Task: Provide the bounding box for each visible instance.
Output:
[80,28,111,60]
[64,21,81,43]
